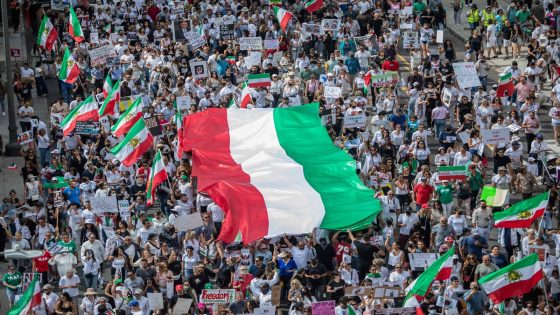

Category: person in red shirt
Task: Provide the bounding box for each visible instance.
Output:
[331,231,352,266]
[413,178,434,211]
[382,55,400,72]
[32,246,52,286]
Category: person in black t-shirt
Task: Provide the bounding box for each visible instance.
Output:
[493,148,512,174]
[348,230,377,280]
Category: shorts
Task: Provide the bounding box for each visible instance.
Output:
[553,120,560,127]
[503,39,511,47]
[486,40,496,48]
[6,288,18,302]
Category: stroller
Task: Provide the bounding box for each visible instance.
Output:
[541,151,559,186]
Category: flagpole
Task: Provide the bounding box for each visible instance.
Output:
[541,270,550,308]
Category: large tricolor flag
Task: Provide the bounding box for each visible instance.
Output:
[404,246,455,307]
[247,73,271,88]
[173,108,185,158]
[112,97,143,137]
[61,95,99,136]
[111,118,153,167]
[68,6,84,43]
[146,150,169,206]
[272,6,294,32]
[239,82,252,108]
[7,273,41,315]
[102,74,112,98]
[59,47,80,84]
[37,16,58,51]
[180,103,381,243]
[304,0,323,13]
[494,191,549,228]
[99,79,121,117]
[479,253,543,304]
[496,72,515,97]
[269,0,282,6]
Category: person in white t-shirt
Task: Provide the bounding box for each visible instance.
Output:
[549,102,560,145]
[283,235,312,270]
[59,270,80,300]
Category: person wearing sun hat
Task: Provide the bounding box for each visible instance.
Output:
[80,288,99,315]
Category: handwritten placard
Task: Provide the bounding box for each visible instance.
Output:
[312,300,335,315]
[91,195,118,213]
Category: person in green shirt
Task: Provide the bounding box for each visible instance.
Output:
[515,5,530,24]
[413,0,427,16]
[467,164,484,212]
[2,265,22,306]
[57,233,78,257]
[435,179,454,217]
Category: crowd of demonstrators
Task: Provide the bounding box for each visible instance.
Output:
[3,0,560,314]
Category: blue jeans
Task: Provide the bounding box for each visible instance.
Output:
[60,81,73,104]
[36,76,48,95]
[84,273,98,290]
[479,76,488,91]
[433,119,446,139]
[39,148,50,167]
[157,191,169,215]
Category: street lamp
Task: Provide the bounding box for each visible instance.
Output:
[2,0,21,156]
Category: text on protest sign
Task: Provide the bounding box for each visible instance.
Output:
[323,86,341,98]
[481,128,510,146]
[239,37,263,50]
[88,43,117,66]
[185,31,206,50]
[91,195,118,213]
[200,289,236,304]
[312,300,335,315]
[452,62,482,89]
[344,113,367,129]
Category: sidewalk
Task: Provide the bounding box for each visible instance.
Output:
[0,27,52,198]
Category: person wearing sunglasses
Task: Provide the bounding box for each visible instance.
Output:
[465,281,484,315]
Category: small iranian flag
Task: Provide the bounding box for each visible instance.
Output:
[269,0,282,6]
[102,74,112,98]
[272,6,294,32]
[304,0,323,13]
[404,246,455,306]
[226,56,236,64]
[479,253,543,304]
[59,47,80,84]
[61,95,99,136]
[7,273,41,315]
[239,82,252,108]
[43,177,69,189]
[174,109,185,158]
[363,71,371,94]
[247,73,271,88]
[146,150,169,206]
[496,72,515,97]
[438,166,467,180]
[99,79,121,117]
[37,16,58,51]
[102,23,111,33]
[111,118,154,167]
[228,97,238,109]
[112,97,143,137]
[494,191,549,228]
[68,6,84,43]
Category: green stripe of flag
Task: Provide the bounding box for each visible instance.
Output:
[479,254,539,284]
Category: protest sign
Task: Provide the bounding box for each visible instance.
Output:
[324,86,341,98]
[245,51,262,68]
[176,96,191,111]
[75,121,101,135]
[302,23,320,39]
[345,286,373,296]
[400,6,413,16]
[88,43,117,67]
[409,253,440,270]
[402,31,419,49]
[344,113,367,129]
[320,19,340,33]
[480,186,509,207]
[528,245,548,261]
[144,116,163,137]
[92,195,118,213]
[508,123,521,133]
[458,131,470,144]
[481,128,510,146]
[47,243,64,255]
[18,131,33,145]
[200,289,236,304]
[272,51,283,66]
[175,212,204,231]
[50,0,68,11]
[438,166,467,180]
[372,307,416,315]
[90,32,99,44]
[436,30,444,43]
[321,109,336,126]
[371,71,399,87]
[118,199,130,219]
[184,31,206,50]
[264,39,279,50]
[252,307,277,315]
[148,293,164,310]
[452,62,481,89]
[239,37,263,50]
[190,59,208,80]
[54,191,64,207]
[312,300,335,315]
[108,33,119,44]
[370,235,384,246]
[372,286,402,299]
[353,35,374,49]
[219,24,235,40]
[173,298,193,315]
[22,273,43,292]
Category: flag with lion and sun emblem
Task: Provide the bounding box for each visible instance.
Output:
[478,253,543,304]
[493,191,549,228]
[59,47,80,84]
[111,97,143,137]
[111,118,153,167]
